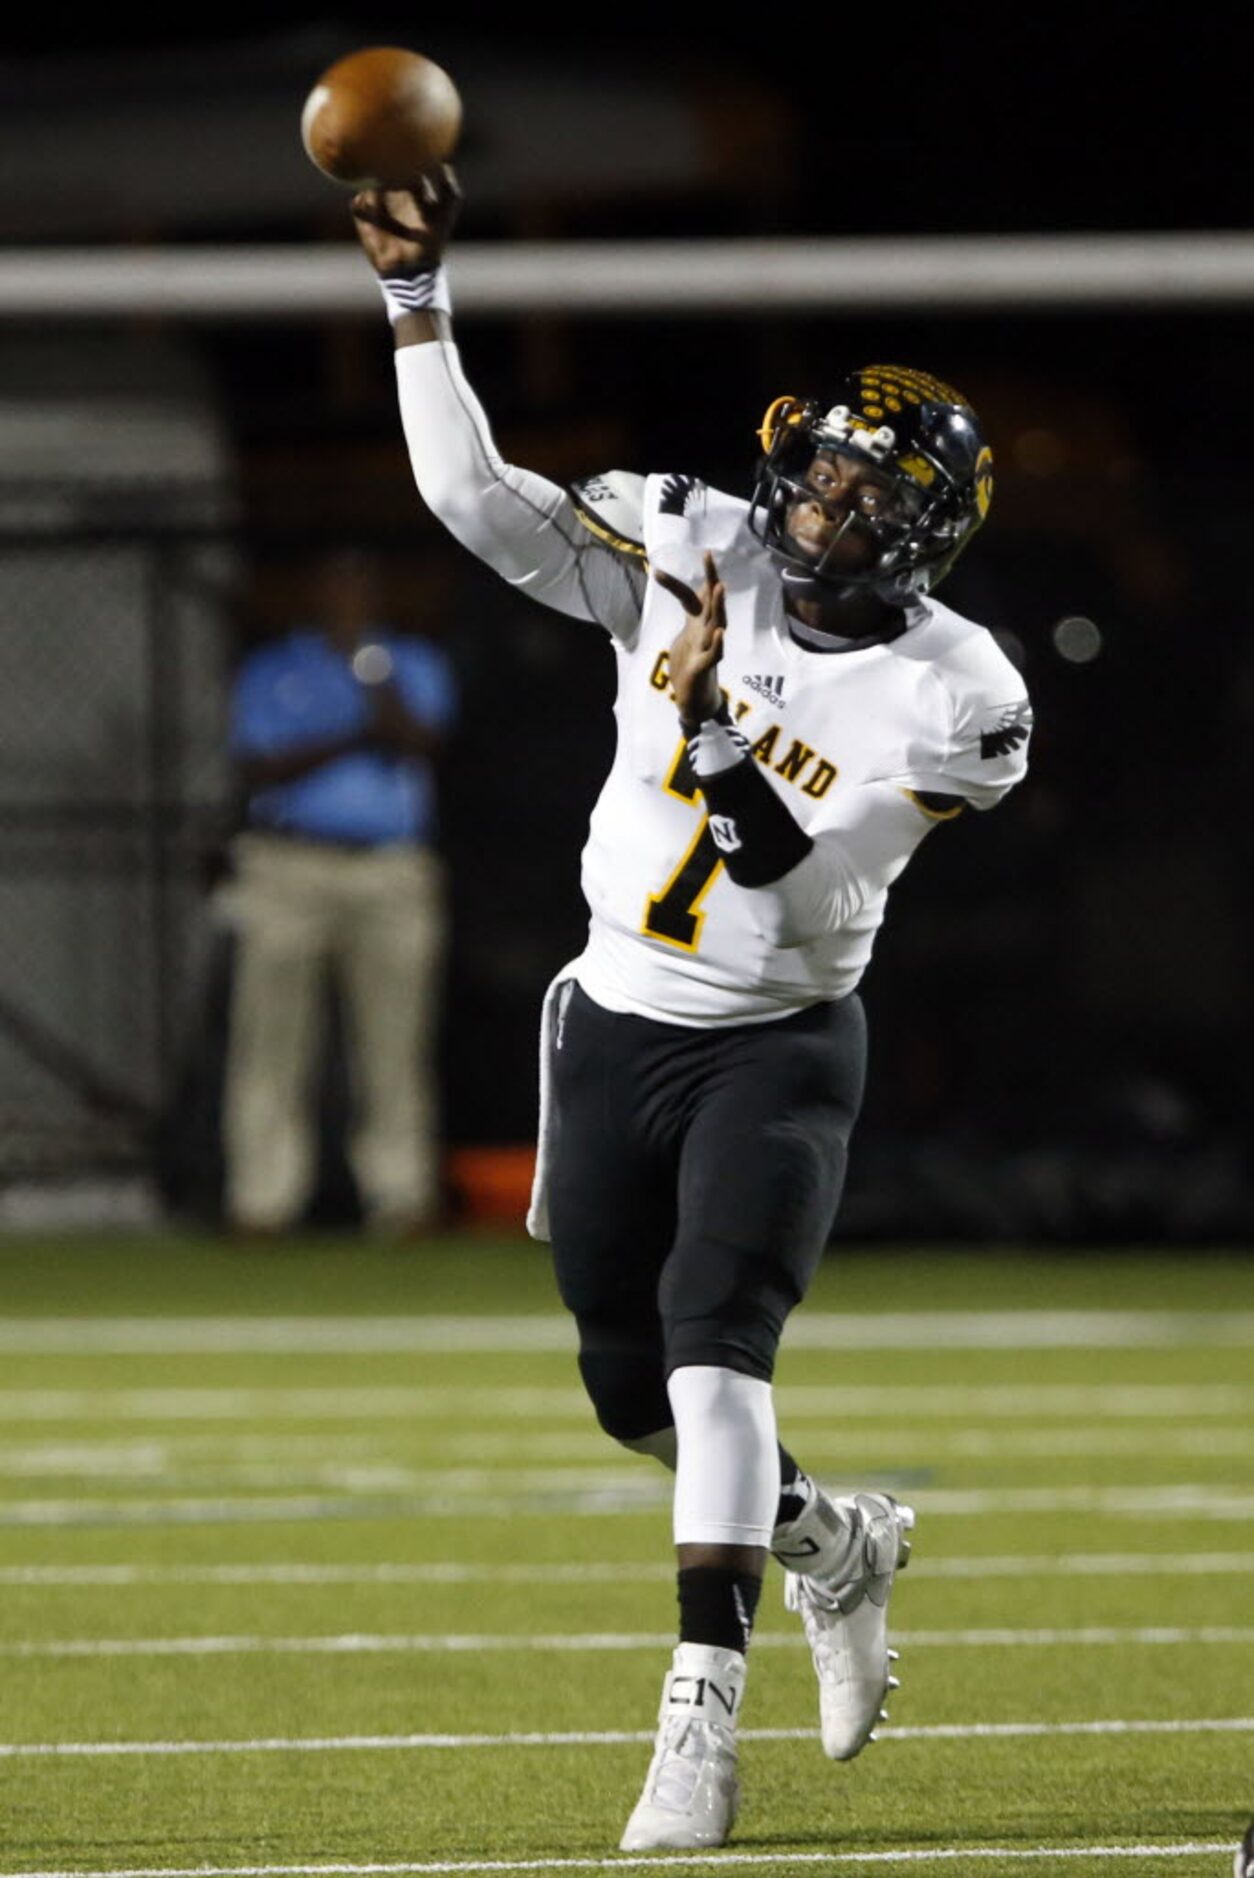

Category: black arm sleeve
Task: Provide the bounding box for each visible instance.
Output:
[696,750,815,888]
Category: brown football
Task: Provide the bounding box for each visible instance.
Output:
[300,47,462,187]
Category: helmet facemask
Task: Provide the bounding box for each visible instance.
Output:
[748,379,992,607]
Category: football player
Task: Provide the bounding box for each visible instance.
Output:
[1237,1818,1254,1878]
[351,169,1031,1853]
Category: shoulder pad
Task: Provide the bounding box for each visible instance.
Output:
[569,471,647,558]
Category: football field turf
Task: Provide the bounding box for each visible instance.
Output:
[0,1234,1250,1877]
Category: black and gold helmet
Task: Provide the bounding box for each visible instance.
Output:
[748,365,993,605]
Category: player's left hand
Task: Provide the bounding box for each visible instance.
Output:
[655,551,726,726]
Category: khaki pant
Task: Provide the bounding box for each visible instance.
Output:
[219,832,445,1230]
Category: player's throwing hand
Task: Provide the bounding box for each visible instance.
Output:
[350,164,462,276]
[654,551,726,726]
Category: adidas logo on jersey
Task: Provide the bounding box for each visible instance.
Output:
[742,673,785,704]
[648,652,839,802]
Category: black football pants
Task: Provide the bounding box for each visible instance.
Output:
[546,982,867,1441]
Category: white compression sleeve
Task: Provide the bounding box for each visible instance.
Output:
[394,342,645,640]
[667,1365,779,1549]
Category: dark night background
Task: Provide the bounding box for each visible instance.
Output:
[0,14,1247,1238]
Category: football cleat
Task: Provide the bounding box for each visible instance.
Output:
[784,1491,915,1761]
[1235,1816,1254,1878]
[619,1642,743,1851]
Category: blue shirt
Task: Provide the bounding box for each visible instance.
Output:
[231,630,458,845]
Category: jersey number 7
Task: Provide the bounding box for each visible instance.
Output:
[642,740,724,953]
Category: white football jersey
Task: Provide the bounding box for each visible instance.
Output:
[394,342,1031,1028]
[573,473,1030,1024]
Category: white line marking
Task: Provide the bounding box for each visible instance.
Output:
[1,1309,1252,1353]
[0,1436,380,1479]
[914,1485,1254,1517]
[0,1842,1241,1876]
[922,1550,1254,1579]
[0,1562,681,1587]
[3,1626,1252,1660]
[0,1473,672,1527]
[2,1552,1253,1587]
[0,1843,1239,1876]
[1,1382,1249,1422]
[0,1718,1249,1759]
[4,1482,1253,1528]
[3,1425,1252,1474]
[931,1427,1254,1457]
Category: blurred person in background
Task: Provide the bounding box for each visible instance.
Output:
[351,172,1029,1852]
[219,546,457,1237]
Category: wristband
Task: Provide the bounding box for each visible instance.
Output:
[686,714,751,779]
[377,264,452,326]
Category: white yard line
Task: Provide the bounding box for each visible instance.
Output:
[0,1843,1240,1876]
[914,1485,1254,1516]
[0,1435,378,1473]
[2,1426,1252,1476]
[921,1550,1254,1578]
[1,1382,1249,1422]
[1,1626,1251,1659]
[0,1474,671,1526]
[0,1718,1250,1759]
[4,1482,1254,1528]
[923,1428,1254,1456]
[0,1562,682,1586]
[1,1310,1252,1353]
[3,1551,1252,1587]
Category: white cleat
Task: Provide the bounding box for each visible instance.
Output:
[619,1642,744,1851]
[784,1491,914,1761]
[619,1715,739,1850]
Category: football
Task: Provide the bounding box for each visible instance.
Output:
[300,47,462,187]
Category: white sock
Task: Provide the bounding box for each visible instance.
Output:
[667,1365,778,1548]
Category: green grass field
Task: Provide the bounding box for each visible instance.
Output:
[0,1234,1250,1877]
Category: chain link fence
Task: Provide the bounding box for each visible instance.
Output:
[0,496,233,1188]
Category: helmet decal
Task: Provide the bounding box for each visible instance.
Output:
[896,453,939,489]
[861,365,970,407]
